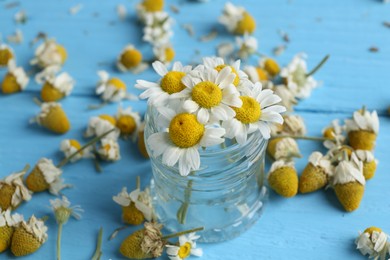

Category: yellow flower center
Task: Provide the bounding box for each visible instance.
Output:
[164,47,175,62]
[232,96,261,124]
[104,143,112,153]
[178,242,192,259]
[161,71,186,94]
[142,0,164,12]
[169,113,205,148]
[263,58,280,77]
[215,65,240,86]
[99,114,117,125]
[69,139,81,150]
[234,12,256,35]
[56,44,67,64]
[364,227,382,237]
[41,82,64,102]
[120,49,142,69]
[191,81,222,108]
[1,73,20,94]
[108,77,126,91]
[117,115,136,135]
[0,48,13,66]
[323,127,335,140]
[256,67,268,81]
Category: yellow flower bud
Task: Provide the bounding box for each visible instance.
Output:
[120,49,143,70]
[141,0,164,12]
[234,12,256,35]
[40,104,71,134]
[263,59,280,77]
[11,226,42,256]
[364,226,382,236]
[0,225,14,252]
[25,166,50,192]
[268,164,298,198]
[334,182,364,212]
[362,160,377,180]
[0,48,13,67]
[255,67,268,81]
[120,229,154,259]
[348,130,376,151]
[299,163,328,194]
[1,73,21,94]
[0,184,16,211]
[117,115,136,135]
[122,202,145,226]
[41,81,65,102]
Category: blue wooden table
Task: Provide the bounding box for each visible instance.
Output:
[1,0,390,259]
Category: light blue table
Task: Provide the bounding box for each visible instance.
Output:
[1,0,390,259]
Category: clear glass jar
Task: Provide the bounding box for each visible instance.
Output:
[144,107,268,243]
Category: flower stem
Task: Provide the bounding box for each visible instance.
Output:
[56,129,115,168]
[33,97,42,106]
[136,176,141,190]
[57,223,63,260]
[88,101,108,110]
[108,226,128,241]
[271,135,333,142]
[306,54,330,77]
[177,173,194,224]
[162,227,204,240]
[92,227,103,260]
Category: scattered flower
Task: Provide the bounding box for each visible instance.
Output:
[1,60,29,94]
[153,44,175,64]
[322,119,346,149]
[137,0,165,20]
[85,115,120,140]
[7,29,23,44]
[116,106,141,139]
[0,44,14,67]
[267,137,301,160]
[219,2,256,35]
[260,58,281,78]
[355,227,390,260]
[166,232,203,260]
[143,11,174,46]
[277,114,306,136]
[31,102,71,134]
[354,150,378,180]
[10,215,48,256]
[60,139,94,163]
[268,160,298,198]
[0,209,23,253]
[50,196,83,224]
[30,38,67,68]
[299,152,333,193]
[117,45,148,73]
[97,138,121,161]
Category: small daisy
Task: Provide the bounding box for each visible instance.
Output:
[1,60,29,94]
[97,138,121,161]
[147,108,225,176]
[143,11,174,46]
[280,53,318,99]
[153,44,175,64]
[166,232,203,260]
[116,106,141,140]
[60,139,94,163]
[222,81,286,144]
[236,34,258,59]
[136,61,192,107]
[96,70,138,103]
[85,115,120,140]
[219,2,256,35]
[30,38,67,68]
[322,119,346,149]
[259,58,281,78]
[355,227,389,259]
[0,44,14,67]
[117,45,148,73]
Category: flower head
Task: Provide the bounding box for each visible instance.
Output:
[222,81,286,143]
[116,106,141,139]
[36,66,74,102]
[97,138,121,161]
[354,150,378,180]
[136,61,192,107]
[0,44,14,67]
[268,160,298,198]
[271,114,306,136]
[267,137,301,161]
[30,38,67,68]
[143,11,174,46]
[322,119,346,149]
[117,45,148,73]
[96,71,138,102]
[85,115,120,140]
[1,60,29,94]
[31,102,71,134]
[137,0,165,20]
[153,44,175,64]
[166,232,203,260]
[50,196,83,225]
[60,139,94,163]
[355,227,389,259]
[219,2,256,35]
[0,209,23,253]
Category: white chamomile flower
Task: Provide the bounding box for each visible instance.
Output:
[166,232,203,260]
[50,196,83,224]
[96,71,138,103]
[147,108,225,176]
[219,2,256,35]
[136,61,192,107]
[0,44,15,67]
[222,81,286,144]
[322,119,346,149]
[36,65,75,100]
[85,115,120,140]
[136,0,165,21]
[3,60,29,93]
[60,139,94,163]
[143,11,174,46]
[117,45,148,74]
[116,106,142,140]
[30,39,67,68]
[236,34,258,59]
[113,186,153,221]
[177,64,242,124]
[97,138,121,161]
[345,109,379,135]
[332,153,365,187]
[280,53,318,99]
[355,227,389,260]
[153,44,175,64]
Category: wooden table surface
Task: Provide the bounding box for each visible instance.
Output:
[1,0,389,259]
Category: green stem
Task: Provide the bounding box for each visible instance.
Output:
[92,227,103,260]
[88,101,108,110]
[361,105,366,115]
[33,97,42,106]
[56,129,115,168]
[271,135,333,142]
[177,173,194,224]
[136,176,141,190]
[162,227,204,240]
[108,226,128,241]
[57,223,63,260]
[306,54,330,77]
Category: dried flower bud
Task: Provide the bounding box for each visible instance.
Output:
[0,166,31,211]
[355,226,389,259]
[267,137,301,161]
[31,102,71,134]
[354,150,378,180]
[0,210,23,253]
[268,160,298,198]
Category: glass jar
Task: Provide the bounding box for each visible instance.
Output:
[144,106,268,243]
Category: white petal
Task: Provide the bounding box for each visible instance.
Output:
[152,61,168,76]
[200,128,225,147]
[162,146,182,166]
[183,100,199,113]
[197,108,209,124]
[147,133,170,157]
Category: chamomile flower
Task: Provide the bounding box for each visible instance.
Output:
[31,102,71,134]
[0,209,23,253]
[50,196,83,224]
[97,138,121,161]
[1,60,29,94]
[117,45,148,73]
[60,139,94,163]
[25,158,70,195]
[153,44,175,64]
[143,11,174,46]
[236,34,258,59]
[219,2,256,35]
[116,106,141,139]
[96,70,138,103]
[36,66,75,102]
[166,233,203,260]
[354,150,378,180]
[267,137,301,161]
[322,119,346,149]
[136,61,192,107]
[259,58,281,78]
[280,53,318,99]
[30,38,67,68]
[222,81,286,144]
[243,65,269,83]
[355,227,390,259]
[137,0,165,20]
[0,44,14,67]
[0,166,32,211]
[147,108,225,176]
[280,114,306,136]
[85,115,120,140]
[177,64,242,124]
[268,160,298,198]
